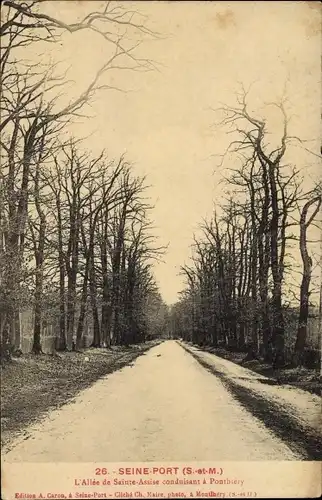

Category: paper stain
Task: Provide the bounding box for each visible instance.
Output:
[303,16,321,38]
[305,1,321,13]
[303,1,321,38]
[215,9,237,30]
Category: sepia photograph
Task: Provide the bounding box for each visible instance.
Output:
[0,0,321,498]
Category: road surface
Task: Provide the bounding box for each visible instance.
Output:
[3,340,299,462]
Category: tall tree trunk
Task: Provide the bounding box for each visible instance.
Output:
[31,158,46,355]
[76,260,89,351]
[100,222,111,347]
[57,252,66,350]
[33,264,43,354]
[66,271,77,351]
[248,234,259,358]
[257,160,272,362]
[89,243,100,347]
[101,284,111,347]
[55,192,66,351]
[32,224,45,355]
[293,196,321,366]
[269,162,285,367]
[110,245,123,344]
[7,119,39,351]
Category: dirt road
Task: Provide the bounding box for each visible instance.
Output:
[3,340,300,462]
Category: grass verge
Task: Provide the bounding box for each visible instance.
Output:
[189,344,320,396]
[1,340,162,450]
[181,342,321,460]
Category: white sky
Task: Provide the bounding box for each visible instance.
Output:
[40,1,321,305]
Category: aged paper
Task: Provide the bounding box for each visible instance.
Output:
[1,1,321,499]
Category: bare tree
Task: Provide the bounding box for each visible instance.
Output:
[0,0,158,358]
[172,88,318,371]
[215,91,302,366]
[293,194,321,366]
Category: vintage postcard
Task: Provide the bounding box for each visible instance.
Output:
[0,1,321,499]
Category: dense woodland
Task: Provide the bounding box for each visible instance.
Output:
[0,1,168,359]
[0,2,321,369]
[171,96,321,368]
